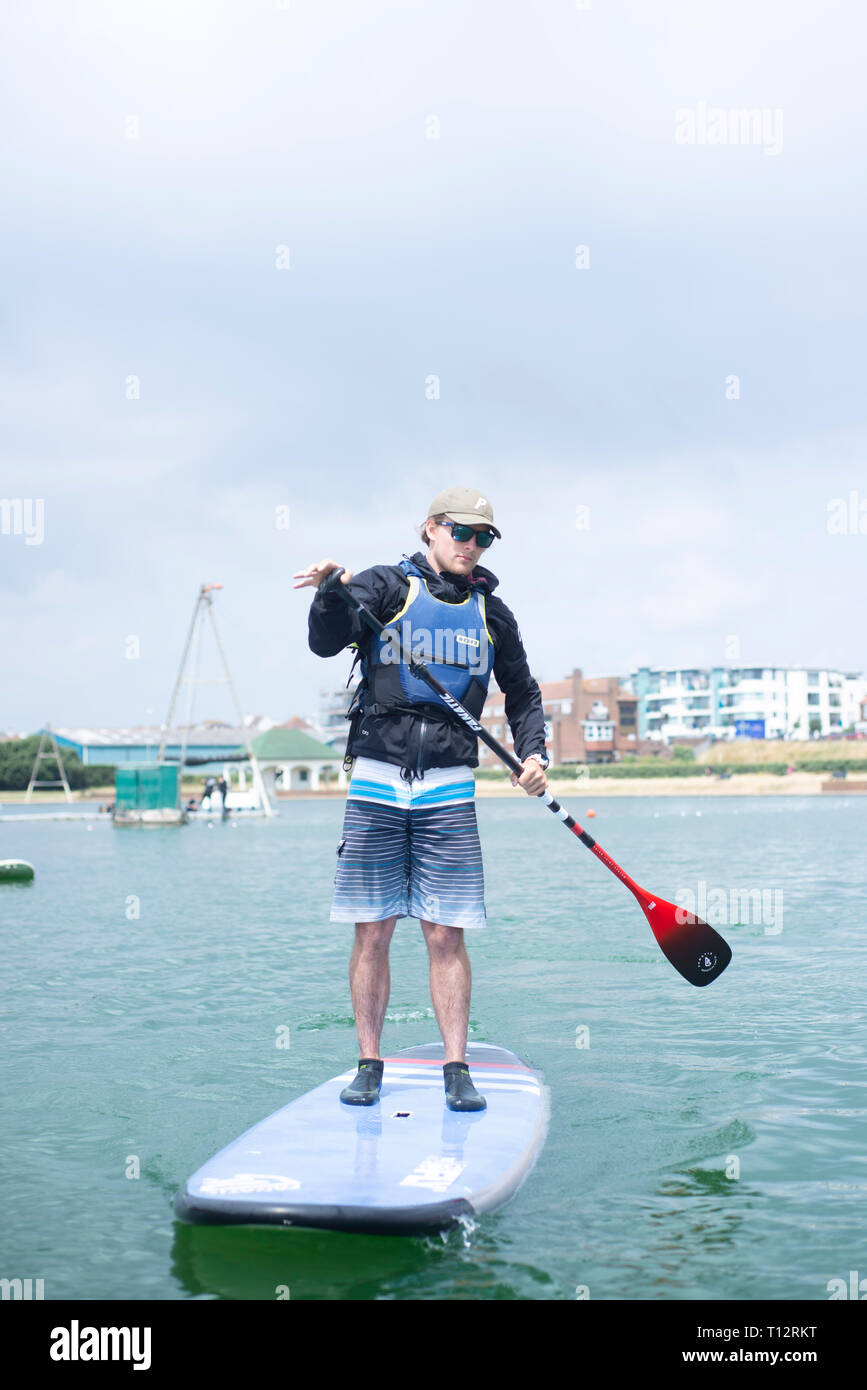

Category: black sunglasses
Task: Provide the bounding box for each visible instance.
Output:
[438,520,496,548]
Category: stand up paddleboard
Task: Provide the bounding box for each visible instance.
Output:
[175,1042,548,1235]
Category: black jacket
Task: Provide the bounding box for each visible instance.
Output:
[307,550,548,777]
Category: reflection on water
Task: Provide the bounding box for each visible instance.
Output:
[171,1224,431,1301]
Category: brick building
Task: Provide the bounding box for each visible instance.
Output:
[479,667,641,766]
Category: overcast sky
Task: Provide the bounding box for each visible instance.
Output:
[1,0,865,732]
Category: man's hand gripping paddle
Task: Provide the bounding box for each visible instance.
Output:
[318,568,732,987]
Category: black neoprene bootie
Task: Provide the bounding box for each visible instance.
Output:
[340,1058,384,1106]
[443,1061,486,1112]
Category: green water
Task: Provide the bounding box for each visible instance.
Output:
[1,795,864,1301]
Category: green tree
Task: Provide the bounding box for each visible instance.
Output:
[0,736,115,791]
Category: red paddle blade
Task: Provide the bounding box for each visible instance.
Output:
[636,891,732,987]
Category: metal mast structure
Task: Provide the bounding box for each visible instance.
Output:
[157,583,273,817]
[25,724,73,802]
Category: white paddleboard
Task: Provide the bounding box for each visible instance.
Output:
[175,1041,548,1235]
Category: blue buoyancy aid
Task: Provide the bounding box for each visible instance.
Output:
[357,556,496,721]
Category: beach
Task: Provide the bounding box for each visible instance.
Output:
[475,771,832,797]
[2,770,854,806]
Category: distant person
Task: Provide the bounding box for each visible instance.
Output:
[218,776,228,809]
[202,776,216,808]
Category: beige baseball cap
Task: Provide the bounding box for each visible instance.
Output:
[426,486,502,539]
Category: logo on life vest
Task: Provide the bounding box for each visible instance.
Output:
[455,634,480,647]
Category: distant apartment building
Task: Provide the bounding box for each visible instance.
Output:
[633,667,867,741]
[314,662,866,766]
[320,669,639,767]
[479,668,640,766]
[315,683,357,754]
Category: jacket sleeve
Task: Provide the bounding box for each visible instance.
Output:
[488,599,549,762]
[307,566,399,658]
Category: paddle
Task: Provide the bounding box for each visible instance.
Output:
[318,567,732,987]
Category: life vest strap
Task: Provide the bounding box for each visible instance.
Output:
[364,700,456,721]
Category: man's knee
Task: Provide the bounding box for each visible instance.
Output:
[421,920,465,956]
[354,918,397,954]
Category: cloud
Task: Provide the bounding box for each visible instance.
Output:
[633,504,733,547]
[638,552,756,630]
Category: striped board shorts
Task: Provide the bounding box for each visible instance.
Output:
[330,756,486,930]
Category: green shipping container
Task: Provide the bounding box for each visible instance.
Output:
[114,764,180,811]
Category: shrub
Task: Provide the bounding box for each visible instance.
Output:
[0,735,115,791]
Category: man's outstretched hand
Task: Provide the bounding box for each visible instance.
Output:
[292,560,354,590]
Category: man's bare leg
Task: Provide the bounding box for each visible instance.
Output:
[421,920,486,1110]
[339,917,397,1105]
[349,917,397,1058]
[420,920,471,1063]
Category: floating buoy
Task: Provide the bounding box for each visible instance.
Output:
[0,859,35,883]
[587,809,596,818]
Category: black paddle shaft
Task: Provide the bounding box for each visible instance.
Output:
[315,565,733,989]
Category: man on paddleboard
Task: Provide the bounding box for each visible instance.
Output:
[294,487,549,1111]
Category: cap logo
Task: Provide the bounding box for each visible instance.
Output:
[474,497,487,510]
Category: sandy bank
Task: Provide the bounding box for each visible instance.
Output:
[474,772,832,797]
[5,773,856,805]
